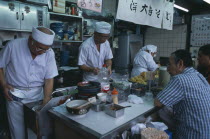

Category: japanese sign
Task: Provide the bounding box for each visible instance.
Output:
[77,0,102,13]
[162,1,174,30]
[116,0,174,30]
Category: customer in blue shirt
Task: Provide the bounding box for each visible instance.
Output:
[155,49,210,139]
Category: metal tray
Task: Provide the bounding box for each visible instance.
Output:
[104,104,125,118]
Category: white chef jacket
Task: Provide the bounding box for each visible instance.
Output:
[78,36,113,81]
[131,50,158,77]
[0,38,58,88]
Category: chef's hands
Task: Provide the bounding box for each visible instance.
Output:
[2,84,13,101]
[92,67,100,75]
[107,66,112,75]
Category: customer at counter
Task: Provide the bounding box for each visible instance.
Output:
[154,49,210,138]
[0,27,58,139]
[197,44,210,84]
[131,45,158,77]
[78,21,113,81]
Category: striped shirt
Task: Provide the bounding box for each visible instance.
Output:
[157,67,210,139]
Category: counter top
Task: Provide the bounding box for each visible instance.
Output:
[49,98,161,139]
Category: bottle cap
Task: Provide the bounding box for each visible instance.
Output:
[111,88,118,95]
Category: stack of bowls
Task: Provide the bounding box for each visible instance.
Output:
[50,23,64,40]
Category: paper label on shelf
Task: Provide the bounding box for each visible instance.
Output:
[77,0,102,13]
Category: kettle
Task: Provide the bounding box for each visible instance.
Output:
[158,66,170,87]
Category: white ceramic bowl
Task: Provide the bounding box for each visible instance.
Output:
[97,93,107,102]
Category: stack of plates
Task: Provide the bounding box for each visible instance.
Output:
[77,81,101,99]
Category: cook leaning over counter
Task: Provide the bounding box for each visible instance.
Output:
[154,49,210,138]
[78,21,113,81]
[0,27,58,139]
[131,45,159,77]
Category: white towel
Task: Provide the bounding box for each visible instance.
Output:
[128,95,144,104]
[131,123,146,135]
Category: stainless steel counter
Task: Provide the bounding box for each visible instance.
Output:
[48,98,161,139]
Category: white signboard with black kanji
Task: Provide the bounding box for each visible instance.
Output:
[116,0,173,30]
[162,1,174,30]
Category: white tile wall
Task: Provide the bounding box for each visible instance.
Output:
[145,25,187,59]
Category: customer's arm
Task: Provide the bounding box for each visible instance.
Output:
[0,68,13,100]
[154,98,164,107]
[154,77,184,107]
[43,78,54,105]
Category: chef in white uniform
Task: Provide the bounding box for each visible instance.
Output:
[131,45,158,77]
[0,27,58,139]
[78,21,113,81]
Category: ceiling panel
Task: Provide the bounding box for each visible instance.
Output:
[175,0,210,14]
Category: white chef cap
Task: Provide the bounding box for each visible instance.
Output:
[32,27,55,46]
[145,45,157,53]
[95,21,111,34]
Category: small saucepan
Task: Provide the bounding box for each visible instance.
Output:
[66,100,91,115]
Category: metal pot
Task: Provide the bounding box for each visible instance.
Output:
[66,100,91,115]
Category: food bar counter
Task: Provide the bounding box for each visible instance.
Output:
[48,98,161,139]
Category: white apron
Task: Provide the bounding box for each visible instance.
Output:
[6,87,43,139]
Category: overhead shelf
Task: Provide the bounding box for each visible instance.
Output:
[54,40,83,43]
[49,12,83,19]
[83,35,92,37]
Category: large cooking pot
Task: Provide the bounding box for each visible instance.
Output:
[66,100,91,115]
[77,81,101,94]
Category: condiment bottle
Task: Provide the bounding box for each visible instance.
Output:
[111,88,118,104]
[71,4,76,15]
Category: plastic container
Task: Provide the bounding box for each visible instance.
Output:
[99,64,110,93]
[112,88,118,104]
[159,66,171,87]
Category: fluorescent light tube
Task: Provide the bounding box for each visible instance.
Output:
[203,0,210,4]
[174,4,189,12]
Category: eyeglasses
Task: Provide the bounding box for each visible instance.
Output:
[99,35,110,39]
[32,40,51,53]
[95,33,110,39]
